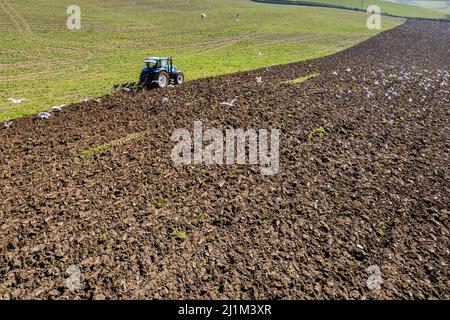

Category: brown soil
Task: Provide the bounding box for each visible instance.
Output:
[0,20,449,300]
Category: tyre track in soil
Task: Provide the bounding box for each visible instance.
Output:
[0,0,23,33]
[3,0,32,34]
[0,1,94,83]
[0,46,94,82]
[0,20,449,299]
[0,0,32,35]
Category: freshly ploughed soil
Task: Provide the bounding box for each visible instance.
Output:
[0,20,448,299]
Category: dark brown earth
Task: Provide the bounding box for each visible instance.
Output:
[0,20,449,300]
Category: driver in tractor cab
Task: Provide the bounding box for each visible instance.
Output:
[146,59,158,70]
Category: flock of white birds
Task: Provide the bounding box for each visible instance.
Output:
[2,65,447,130]
[2,97,103,128]
[333,66,449,105]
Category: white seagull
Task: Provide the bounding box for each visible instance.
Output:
[38,111,51,120]
[3,121,13,129]
[220,99,237,107]
[7,98,26,104]
[51,104,65,112]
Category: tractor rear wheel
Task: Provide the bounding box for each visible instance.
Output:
[175,72,184,85]
[156,71,169,88]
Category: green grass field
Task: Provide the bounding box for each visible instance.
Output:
[0,0,403,121]
[286,0,450,19]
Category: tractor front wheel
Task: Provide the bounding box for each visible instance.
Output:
[156,71,169,88]
[175,72,185,85]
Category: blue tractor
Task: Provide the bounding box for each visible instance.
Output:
[139,56,184,89]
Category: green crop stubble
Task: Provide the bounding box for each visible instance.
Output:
[0,0,403,121]
[284,73,320,85]
[79,132,144,159]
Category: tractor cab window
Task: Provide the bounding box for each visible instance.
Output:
[146,59,158,69]
[160,59,169,68]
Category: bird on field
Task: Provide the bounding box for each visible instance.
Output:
[201,13,207,19]
[256,77,262,84]
[345,67,352,72]
[94,99,101,103]
[3,121,13,129]
[236,14,240,21]
[161,97,169,105]
[82,97,89,103]
[364,87,374,98]
[220,99,237,107]
[7,98,26,104]
[332,71,338,76]
[258,52,264,57]
[38,111,51,120]
[386,87,399,100]
[51,104,65,112]
[123,87,131,92]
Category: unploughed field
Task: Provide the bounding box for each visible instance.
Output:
[0,20,448,299]
[284,0,450,19]
[0,0,403,121]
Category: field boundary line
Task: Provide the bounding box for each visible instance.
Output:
[251,0,450,22]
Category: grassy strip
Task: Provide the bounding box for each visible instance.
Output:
[284,73,320,85]
[80,132,144,159]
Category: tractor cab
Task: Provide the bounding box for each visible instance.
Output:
[144,57,169,70]
[139,57,184,88]
[144,58,159,69]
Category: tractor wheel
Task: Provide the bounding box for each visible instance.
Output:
[175,72,185,85]
[156,71,169,88]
